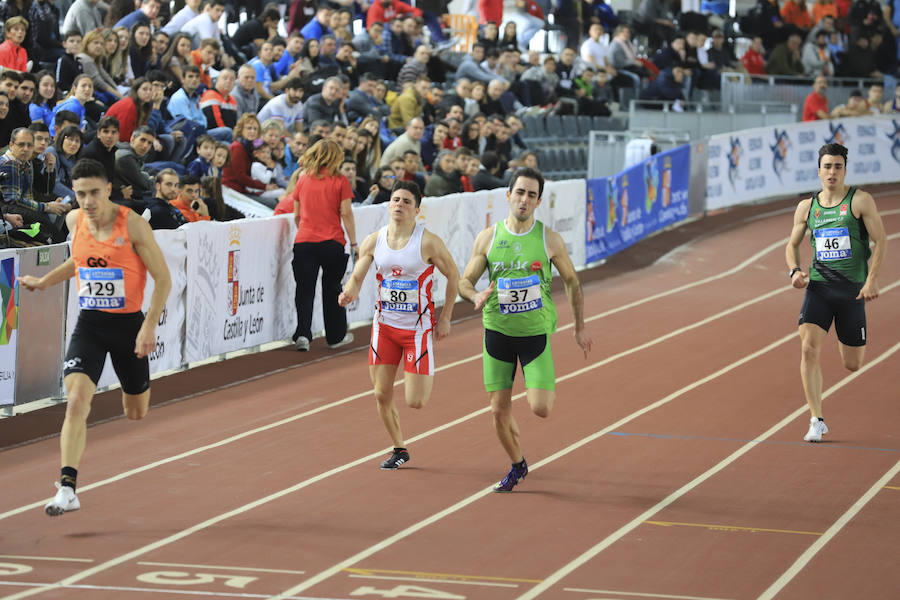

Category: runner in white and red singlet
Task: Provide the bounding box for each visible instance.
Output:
[339,180,459,469]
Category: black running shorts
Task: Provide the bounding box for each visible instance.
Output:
[798,281,867,347]
[64,310,150,394]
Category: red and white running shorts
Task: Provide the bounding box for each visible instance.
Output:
[369,320,434,376]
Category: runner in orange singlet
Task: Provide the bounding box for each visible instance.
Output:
[18,158,171,517]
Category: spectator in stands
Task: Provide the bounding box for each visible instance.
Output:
[115,0,159,31]
[457,43,504,85]
[347,72,388,123]
[82,115,129,204]
[478,21,500,48]
[831,89,871,117]
[231,5,281,59]
[388,76,428,129]
[104,0,135,29]
[29,0,64,64]
[248,138,283,207]
[866,82,884,113]
[802,74,829,121]
[257,77,305,133]
[399,150,426,190]
[500,20,519,48]
[398,45,431,87]
[200,68,237,135]
[187,134,217,178]
[191,38,221,90]
[78,28,124,104]
[362,166,395,204]
[507,0,544,52]
[610,25,649,89]
[289,139,355,351]
[304,76,345,126]
[803,29,833,76]
[0,16,27,73]
[301,5,332,41]
[233,64,261,118]
[780,0,812,34]
[639,64,687,106]
[839,35,881,78]
[171,174,210,222]
[274,32,304,79]
[637,0,676,52]
[114,125,157,208]
[248,38,278,102]
[882,83,900,112]
[521,55,559,106]
[848,0,884,40]
[741,35,767,76]
[367,0,422,32]
[421,120,448,171]
[106,77,153,143]
[50,75,93,136]
[53,125,83,199]
[13,73,34,126]
[223,113,269,197]
[581,22,611,70]
[423,150,461,196]
[29,122,57,208]
[339,158,365,203]
[62,0,103,38]
[353,21,396,80]
[766,34,805,76]
[472,150,506,190]
[162,0,202,37]
[56,31,84,95]
[183,0,226,47]
[381,117,425,167]
[811,0,838,24]
[148,168,188,229]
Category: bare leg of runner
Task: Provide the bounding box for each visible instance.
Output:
[490,389,522,462]
[799,324,827,418]
[371,364,404,447]
[59,373,97,469]
[403,372,433,410]
[837,342,865,372]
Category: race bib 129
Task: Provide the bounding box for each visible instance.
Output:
[78,267,126,309]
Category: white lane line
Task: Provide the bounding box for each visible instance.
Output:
[0,556,93,563]
[270,326,806,598]
[136,562,305,575]
[347,573,519,588]
[0,232,794,522]
[0,581,340,599]
[755,457,900,600]
[2,284,793,600]
[564,588,734,600]
[516,342,900,600]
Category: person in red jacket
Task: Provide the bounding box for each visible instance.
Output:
[222,113,270,197]
[105,78,153,142]
[802,75,830,121]
[367,0,421,30]
[741,36,767,76]
[0,16,29,72]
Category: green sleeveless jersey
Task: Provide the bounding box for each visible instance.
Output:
[807,187,870,284]
[482,220,558,336]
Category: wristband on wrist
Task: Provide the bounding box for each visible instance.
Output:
[789,267,802,278]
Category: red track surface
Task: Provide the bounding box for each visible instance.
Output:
[1,193,899,600]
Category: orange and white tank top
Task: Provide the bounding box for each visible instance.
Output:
[72,205,147,313]
[373,223,434,331]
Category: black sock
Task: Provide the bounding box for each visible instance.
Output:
[394,447,407,454]
[513,458,526,469]
[60,466,78,490]
[818,417,825,422]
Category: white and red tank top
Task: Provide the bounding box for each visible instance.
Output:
[373,223,434,331]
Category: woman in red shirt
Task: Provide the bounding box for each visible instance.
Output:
[0,16,28,72]
[105,77,153,142]
[222,113,269,197]
[289,139,357,351]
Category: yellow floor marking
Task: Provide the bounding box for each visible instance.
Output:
[643,520,823,536]
[0,556,94,563]
[136,561,305,574]
[883,485,900,490]
[344,567,542,584]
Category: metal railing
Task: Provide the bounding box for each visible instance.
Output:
[628,99,799,140]
[587,129,691,179]
[721,73,885,109]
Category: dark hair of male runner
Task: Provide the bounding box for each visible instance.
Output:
[391,179,422,207]
[72,158,109,183]
[508,166,545,198]
[817,143,848,168]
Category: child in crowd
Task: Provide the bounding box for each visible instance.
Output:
[209,143,230,179]
[249,138,283,206]
[187,135,217,178]
[270,137,291,188]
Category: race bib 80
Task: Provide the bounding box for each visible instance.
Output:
[78,267,126,309]
[814,227,851,261]
[380,279,419,312]
[497,275,542,314]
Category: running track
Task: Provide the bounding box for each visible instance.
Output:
[1,191,899,600]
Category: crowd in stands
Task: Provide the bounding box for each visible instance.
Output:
[0,0,899,246]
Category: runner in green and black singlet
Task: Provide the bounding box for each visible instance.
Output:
[786,143,887,443]
[460,167,592,493]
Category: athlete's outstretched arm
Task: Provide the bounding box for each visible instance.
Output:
[423,230,460,340]
[785,199,812,289]
[459,227,493,310]
[339,231,377,307]
[17,210,80,291]
[855,191,887,301]
[547,228,592,358]
[129,213,172,358]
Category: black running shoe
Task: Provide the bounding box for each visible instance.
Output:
[493,458,528,492]
[380,449,410,470]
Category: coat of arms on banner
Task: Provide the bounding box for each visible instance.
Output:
[227,226,241,316]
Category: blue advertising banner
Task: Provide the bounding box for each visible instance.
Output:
[585,144,691,264]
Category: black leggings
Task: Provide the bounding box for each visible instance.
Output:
[292,240,349,344]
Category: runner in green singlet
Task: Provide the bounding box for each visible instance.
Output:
[459,167,593,492]
[785,143,887,442]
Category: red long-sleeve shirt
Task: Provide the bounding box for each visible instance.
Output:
[366,0,421,29]
[105,97,140,142]
[222,140,267,195]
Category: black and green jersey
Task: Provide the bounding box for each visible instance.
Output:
[482,220,558,337]
[807,187,870,284]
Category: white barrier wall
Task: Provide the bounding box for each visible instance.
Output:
[706,115,900,210]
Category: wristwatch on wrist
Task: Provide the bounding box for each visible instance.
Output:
[789,267,802,278]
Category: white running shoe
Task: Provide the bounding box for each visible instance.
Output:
[44,482,80,516]
[328,332,354,349]
[294,336,310,351]
[803,417,829,442]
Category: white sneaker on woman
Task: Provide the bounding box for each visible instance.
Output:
[328,332,354,349]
